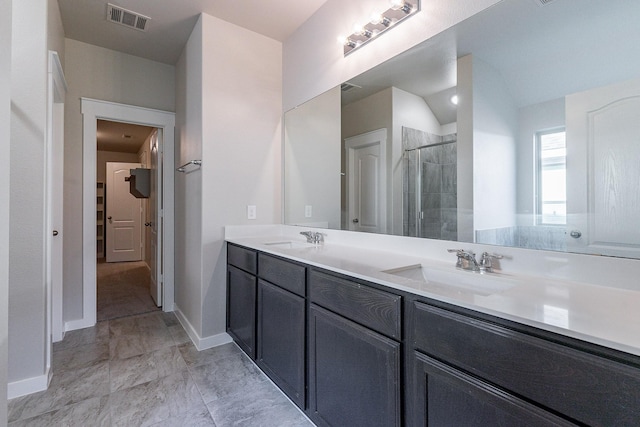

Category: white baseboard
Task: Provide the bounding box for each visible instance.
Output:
[173,305,232,351]
[64,317,95,333]
[8,367,50,399]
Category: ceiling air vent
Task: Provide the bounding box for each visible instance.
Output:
[106,3,150,31]
[532,0,556,6]
[341,82,362,92]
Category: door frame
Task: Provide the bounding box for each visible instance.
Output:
[80,98,175,328]
[345,128,388,233]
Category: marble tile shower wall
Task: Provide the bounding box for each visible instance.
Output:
[402,127,457,240]
[476,225,567,251]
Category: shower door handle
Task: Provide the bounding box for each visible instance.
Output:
[352,218,359,223]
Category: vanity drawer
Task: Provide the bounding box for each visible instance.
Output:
[412,301,640,426]
[258,253,306,297]
[227,243,257,275]
[309,269,401,339]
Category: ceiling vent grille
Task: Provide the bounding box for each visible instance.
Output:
[106,3,150,31]
[532,0,556,6]
[341,82,362,92]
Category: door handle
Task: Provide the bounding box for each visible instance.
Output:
[108,216,112,224]
[352,218,359,223]
[569,230,582,238]
[145,222,152,227]
[53,230,59,236]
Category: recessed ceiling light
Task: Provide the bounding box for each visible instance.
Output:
[450,94,459,105]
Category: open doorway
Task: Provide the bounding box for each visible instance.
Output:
[96,120,160,321]
[78,98,175,331]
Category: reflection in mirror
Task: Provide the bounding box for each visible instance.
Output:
[284,0,640,259]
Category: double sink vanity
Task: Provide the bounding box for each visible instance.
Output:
[225,226,640,426]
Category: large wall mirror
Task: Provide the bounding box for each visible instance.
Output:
[284,0,640,260]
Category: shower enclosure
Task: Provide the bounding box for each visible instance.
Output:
[402,127,457,240]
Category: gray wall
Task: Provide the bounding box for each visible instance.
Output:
[175,13,282,343]
[8,0,59,387]
[1,0,11,419]
[63,39,175,323]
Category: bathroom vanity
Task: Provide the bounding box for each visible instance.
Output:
[226,232,640,426]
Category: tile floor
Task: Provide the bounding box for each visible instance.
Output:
[97,260,161,321]
[8,311,314,426]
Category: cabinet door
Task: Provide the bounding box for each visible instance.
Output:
[411,351,576,427]
[227,265,256,358]
[257,279,305,408]
[308,305,401,427]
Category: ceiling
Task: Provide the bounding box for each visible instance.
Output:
[60,0,328,152]
[341,0,640,126]
[97,120,155,153]
[57,0,329,65]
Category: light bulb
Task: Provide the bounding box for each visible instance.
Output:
[450,94,459,105]
[353,23,366,36]
[337,35,348,45]
[370,12,384,25]
[390,0,405,10]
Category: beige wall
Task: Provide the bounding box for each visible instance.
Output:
[96,151,139,183]
[175,13,282,342]
[63,39,175,322]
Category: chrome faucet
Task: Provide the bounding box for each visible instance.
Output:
[448,249,481,272]
[479,252,503,273]
[448,249,502,273]
[300,231,324,244]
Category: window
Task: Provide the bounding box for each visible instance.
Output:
[536,129,566,225]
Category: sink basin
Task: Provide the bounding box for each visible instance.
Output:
[382,264,517,296]
[263,241,317,249]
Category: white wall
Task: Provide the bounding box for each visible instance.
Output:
[1,0,11,419]
[472,58,518,232]
[283,0,502,111]
[285,86,341,228]
[63,39,175,322]
[175,13,282,342]
[516,98,565,225]
[9,0,49,387]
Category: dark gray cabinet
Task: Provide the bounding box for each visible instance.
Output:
[308,305,401,427]
[257,278,306,408]
[308,268,402,427]
[409,300,640,426]
[227,264,256,358]
[226,243,640,427]
[412,350,575,426]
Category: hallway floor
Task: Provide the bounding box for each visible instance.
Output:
[97,259,160,321]
[7,311,313,426]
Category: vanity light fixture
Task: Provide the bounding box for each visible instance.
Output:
[340,0,420,56]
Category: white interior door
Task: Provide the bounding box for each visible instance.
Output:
[565,77,640,257]
[106,162,143,262]
[346,129,387,233]
[149,130,162,306]
[47,51,66,347]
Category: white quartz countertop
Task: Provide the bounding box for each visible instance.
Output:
[227,235,640,357]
